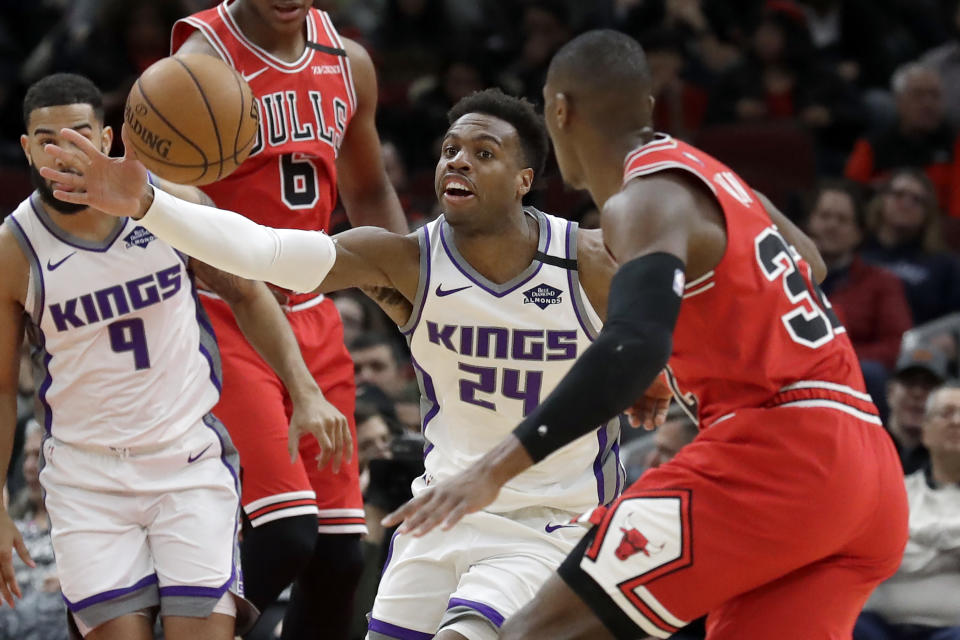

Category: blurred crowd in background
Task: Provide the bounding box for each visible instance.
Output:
[2,1,960,638]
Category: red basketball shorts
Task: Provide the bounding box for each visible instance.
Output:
[559,405,908,639]
[202,294,365,534]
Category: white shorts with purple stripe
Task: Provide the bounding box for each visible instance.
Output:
[367,504,586,640]
[39,415,256,634]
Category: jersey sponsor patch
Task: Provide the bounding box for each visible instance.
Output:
[124,227,158,249]
[523,283,563,309]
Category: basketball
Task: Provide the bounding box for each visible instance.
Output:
[124,54,259,186]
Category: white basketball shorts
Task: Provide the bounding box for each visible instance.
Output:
[39,414,254,633]
[367,497,587,640]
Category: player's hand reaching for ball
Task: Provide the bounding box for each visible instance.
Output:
[39,125,152,219]
[624,371,673,430]
[0,509,35,607]
[288,389,353,473]
[381,465,502,536]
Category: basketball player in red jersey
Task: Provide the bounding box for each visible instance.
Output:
[385,31,910,639]
[170,2,407,638]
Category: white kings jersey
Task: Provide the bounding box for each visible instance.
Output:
[5,195,221,449]
[401,209,623,514]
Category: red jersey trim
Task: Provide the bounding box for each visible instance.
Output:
[217,1,318,73]
[624,161,717,195]
[175,16,236,67]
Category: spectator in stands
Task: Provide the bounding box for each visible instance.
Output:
[845,64,960,218]
[919,1,960,132]
[855,382,960,640]
[356,403,394,497]
[805,180,913,405]
[0,420,67,640]
[642,28,709,140]
[350,333,409,400]
[620,406,699,485]
[861,169,960,324]
[500,1,572,106]
[705,7,863,171]
[333,292,369,349]
[886,348,949,473]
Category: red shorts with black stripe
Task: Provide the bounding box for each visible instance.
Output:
[202,294,365,534]
[558,405,908,639]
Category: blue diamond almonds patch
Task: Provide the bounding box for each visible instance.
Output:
[523,283,563,309]
[124,226,158,249]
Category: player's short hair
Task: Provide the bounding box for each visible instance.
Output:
[547,29,651,94]
[447,88,549,181]
[23,73,104,127]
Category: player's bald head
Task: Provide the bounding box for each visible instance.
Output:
[546,29,652,119]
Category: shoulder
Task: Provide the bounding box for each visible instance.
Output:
[174,28,224,59]
[341,37,376,100]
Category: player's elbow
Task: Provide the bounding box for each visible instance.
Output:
[597,321,673,395]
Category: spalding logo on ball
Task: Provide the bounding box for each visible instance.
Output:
[125,54,259,186]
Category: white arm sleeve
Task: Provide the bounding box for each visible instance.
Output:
[139,187,335,293]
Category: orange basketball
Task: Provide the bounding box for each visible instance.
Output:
[124,54,259,186]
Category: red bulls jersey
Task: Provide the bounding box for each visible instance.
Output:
[624,135,876,429]
[171,1,355,235]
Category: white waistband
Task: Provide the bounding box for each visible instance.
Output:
[50,436,172,459]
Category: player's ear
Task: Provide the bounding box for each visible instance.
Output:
[554,93,570,129]
[20,134,31,166]
[101,125,113,154]
[517,168,534,198]
[648,95,656,120]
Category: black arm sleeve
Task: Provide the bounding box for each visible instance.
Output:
[513,252,685,463]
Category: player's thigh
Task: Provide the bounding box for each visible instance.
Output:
[162,612,235,640]
[706,556,886,640]
[367,527,463,638]
[84,612,154,640]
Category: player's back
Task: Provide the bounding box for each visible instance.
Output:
[404,209,623,515]
[4,196,220,449]
[171,1,356,234]
[623,135,876,429]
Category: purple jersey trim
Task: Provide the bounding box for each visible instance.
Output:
[64,573,158,611]
[30,193,128,252]
[446,597,505,627]
[368,617,433,640]
[399,224,431,336]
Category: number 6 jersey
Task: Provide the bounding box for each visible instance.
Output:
[402,208,623,515]
[5,195,220,449]
[624,134,877,430]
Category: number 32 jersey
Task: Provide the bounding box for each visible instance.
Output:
[403,209,623,515]
[624,135,876,430]
[5,196,220,449]
[172,1,355,234]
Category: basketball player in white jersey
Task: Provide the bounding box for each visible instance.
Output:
[38,88,627,640]
[0,74,349,640]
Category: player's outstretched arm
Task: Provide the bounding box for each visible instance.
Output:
[336,38,408,235]
[0,227,36,606]
[39,126,338,293]
[194,261,352,472]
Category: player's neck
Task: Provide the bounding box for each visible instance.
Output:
[581,128,653,208]
[450,209,539,285]
[36,199,123,243]
[230,3,307,62]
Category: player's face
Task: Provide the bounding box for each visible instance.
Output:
[542,82,582,189]
[435,114,532,226]
[922,388,960,455]
[239,0,311,34]
[21,103,110,215]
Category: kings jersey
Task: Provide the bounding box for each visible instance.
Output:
[171,0,356,233]
[624,135,876,429]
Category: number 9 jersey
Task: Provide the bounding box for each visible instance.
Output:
[171,2,356,236]
[623,134,878,430]
[5,195,220,449]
